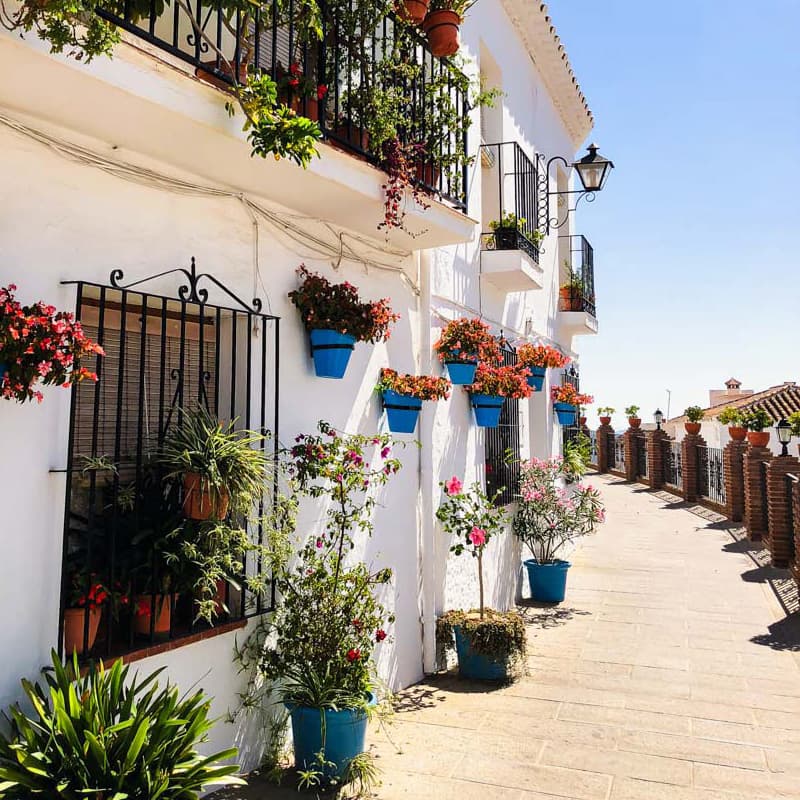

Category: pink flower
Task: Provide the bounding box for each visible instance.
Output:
[469,526,486,547]
[445,476,463,495]
[381,446,391,459]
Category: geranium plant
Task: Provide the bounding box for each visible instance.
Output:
[551,383,580,405]
[513,457,605,564]
[376,368,451,400]
[0,284,104,404]
[469,363,532,399]
[288,266,399,343]
[516,343,570,370]
[433,318,502,364]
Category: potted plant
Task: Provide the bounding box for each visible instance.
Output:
[789,411,800,438]
[575,393,594,426]
[718,406,747,441]
[551,383,580,426]
[159,405,270,522]
[597,406,615,426]
[396,0,429,23]
[239,422,401,788]
[742,408,772,447]
[0,283,104,404]
[289,266,399,379]
[433,317,502,385]
[559,267,584,312]
[63,572,113,655]
[436,478,525,681]
[516,343,570,392]
[376,368,451,434]
[488,212,543,252]
[683,405,705,435]
[514,458,605,602]
[276,61,327,121]
[624,405,641,429]
[468,363,532,428]
[422,0,472,57]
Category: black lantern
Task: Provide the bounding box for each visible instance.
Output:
[776,418,792,456]
[573,144,615,193]
[654,409,664,430]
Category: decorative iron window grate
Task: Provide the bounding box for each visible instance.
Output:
[485,345,522,506]
[59,261,279,660]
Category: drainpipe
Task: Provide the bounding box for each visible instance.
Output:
[418,248,437,675]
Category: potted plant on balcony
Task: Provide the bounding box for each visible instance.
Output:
[63,572,118,656]
[516,343,570,392]
[396,0,429,24]
[433,317,502,385]
[683,405,705,435]
[238,422,401,789]
[717,406,747,441]
[159,405,270,522]
[289,266,399,379]
[551,383,580,426]
[559,267,584,312]
[376,368,451,434]
[468,363,532,428]
[422,0,471,56]
[276,61,328,121]
[488,213,543,253]
[436,478,525,681]
[514,457,605,602]
[742,408,772,447]
[597,406,615,426]
[0,283,104,404]
[624,405,641,429]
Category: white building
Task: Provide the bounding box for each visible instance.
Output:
[0,0,600,767]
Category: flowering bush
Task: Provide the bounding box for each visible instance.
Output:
[376,368,451,401]
[550,383,580,405]
[433,318,502,365]
[513,457,605,564]
[516,343,570,370]
[469,363,532,399]
[0,284,104,404]
[288,266,399,343]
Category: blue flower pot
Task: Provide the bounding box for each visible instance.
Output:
[383,390,422,434]
[526,365,546,392]
[471,394,504,428]
[553,402,577,426]
[524,559,571,603]
[454,625,508,681]
[309,329,356,379]
[444,359,477,385]
[287,693,376,780]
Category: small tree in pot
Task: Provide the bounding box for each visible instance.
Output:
[741,408,772,447]
[718,406,747,441]
[683,405,705,435]
[436,478,525,682]
[624,404,641,429]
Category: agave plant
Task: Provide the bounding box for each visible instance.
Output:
[0,651,244,798]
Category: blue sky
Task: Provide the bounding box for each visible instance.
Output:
[549,1,800,427]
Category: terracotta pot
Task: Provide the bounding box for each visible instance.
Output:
[195,60,248,90]
[747,431,770,448]
[334,123,370,153]
[286,94,320,121]
[579,416,587,426]
[396,0,429,23]
[182,473,229,521]
[559,287,584,311]
[728,426,747,441]
[415,161,442,188]
[684,422,701,435]
[63,607,102,655]
[134,594,173,637]
[599,416,611,426]
[628,417,641,429]
[422,9,461,57]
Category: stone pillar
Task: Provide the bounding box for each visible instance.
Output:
[646,429,669,489]
[596,424,613,474]
[623,428,638,482]
[791,481,800,586]
[743,446,772,541]
[681,433,706,502]
[765,455,800,568]
[723,440,748,522]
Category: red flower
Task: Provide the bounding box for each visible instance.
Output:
[316,84,328,99]
[289,61,301,75]
[346,648,361,662]
[375,629,387,642]
[288,77,299,87]
[352,618,362,630]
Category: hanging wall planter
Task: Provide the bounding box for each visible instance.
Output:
[382,391,423,434]
[468,363,532,427]
[516,344,571,394]
[309,329,357,379]
[422,9,461,57]
[471,393,504,427]
[434,318,503,386]
[377,369,451,434]
[445,358,477,385]
[553,402,577,426]
[526,365,547,391]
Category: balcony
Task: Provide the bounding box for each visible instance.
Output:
[558,234,598,335]
[479,142,543,293]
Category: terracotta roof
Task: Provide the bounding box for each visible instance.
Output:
[669,382,800,424]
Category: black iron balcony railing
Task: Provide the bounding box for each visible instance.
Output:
[559,234,596,317]
[97,0,468,210]
[480,142,540,263]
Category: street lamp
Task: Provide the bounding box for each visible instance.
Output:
[776,418,792,456]
[573,144,615,193]
[654,409,664,431]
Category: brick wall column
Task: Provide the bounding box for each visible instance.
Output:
[765,455,800,568]
[681,434,706,502]
[623,428,638,482]
[646,429,669,489]
[723,440,748,522]
[791,482,800,586]
[596,424,613,473]
[743,446,772,541]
